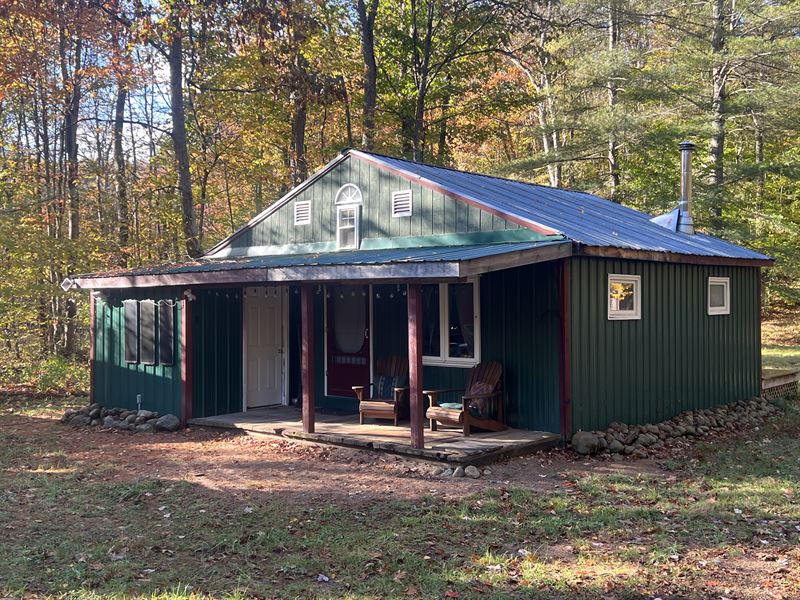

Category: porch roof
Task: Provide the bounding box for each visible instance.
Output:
[65,239,572,289]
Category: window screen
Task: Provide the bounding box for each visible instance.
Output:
[421,284,440,357]
[139,300,156,365]
[123,299,138,363]
[448,283,475,359]
[159,302,174,365]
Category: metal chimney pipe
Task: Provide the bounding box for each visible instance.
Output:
[677,141,696,234]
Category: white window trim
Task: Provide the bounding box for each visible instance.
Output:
[336,205,360,250]
[608,274,641,321]
[391,189,413,218]
[294,200,311,225]
[708,276,731,315]
[422,280,481,368]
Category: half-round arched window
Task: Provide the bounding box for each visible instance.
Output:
[335,183,362,205]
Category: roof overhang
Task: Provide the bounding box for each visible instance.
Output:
[577,244,775,267]
[65,241,572,290]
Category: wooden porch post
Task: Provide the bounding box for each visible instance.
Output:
[407,283,424,449]
[180,294,193,425]
[301,284,315,433]
[88,294,96,406]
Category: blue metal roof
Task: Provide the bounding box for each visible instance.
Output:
[74,241,566,281]
[352,150,770,262]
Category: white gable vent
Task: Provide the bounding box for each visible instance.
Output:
[392,190,413,217]
[294,200,311,225]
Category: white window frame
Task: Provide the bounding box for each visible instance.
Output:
[334,183,363,205]
[391,189,413,217]
[294,200,311,225]
[336,205,360,250]
[707,276,731,315]
[422,280,481,368]
[608,274,641,321]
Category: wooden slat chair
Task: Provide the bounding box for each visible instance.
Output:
[424,361,505,436]
[355,356,409,426]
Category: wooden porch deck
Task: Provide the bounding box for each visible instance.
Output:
[188,406,561,465]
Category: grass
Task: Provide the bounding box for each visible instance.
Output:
[762,308,800,373]
[1,397,799,598]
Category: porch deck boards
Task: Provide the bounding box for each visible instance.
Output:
[188,406,560,465]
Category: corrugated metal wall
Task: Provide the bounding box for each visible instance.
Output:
[191,288,243,418]
[569,257,761,432]
[230,156,521,250]
[93,290,182,416]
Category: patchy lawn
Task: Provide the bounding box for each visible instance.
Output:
[1,393,799,599]
[763,309,800,374]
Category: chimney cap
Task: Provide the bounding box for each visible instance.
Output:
[679,140,696,151]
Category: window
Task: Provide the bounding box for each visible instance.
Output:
[608,274,641,320]
[392,189,413,217]
[122,299,175,365]
[335,183,362,205]
[337,205,359,249]
[708,277,730,315]
[294,200,311,225]
[422,281,480,366]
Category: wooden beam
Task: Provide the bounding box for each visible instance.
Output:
[558,258,572,441]
[407,283,424,449]
[459,241,572,276]
[300,284,315,433]
[180,296,193,425]
[73,269,269,290]
[89,295,96,406]
[577,244,774,268]
[268,262,461,282]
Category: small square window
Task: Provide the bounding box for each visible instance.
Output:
[608,274,641,320]
[392,190,413,217]
[294,200,311,225]
[708,277,730,315]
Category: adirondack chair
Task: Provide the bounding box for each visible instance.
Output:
[424,361,505,436]
[355,356,409,426]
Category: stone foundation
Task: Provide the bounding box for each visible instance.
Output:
[61,403,181,432]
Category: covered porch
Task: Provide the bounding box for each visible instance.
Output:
[75,238,572,450]
[188,405,560,464]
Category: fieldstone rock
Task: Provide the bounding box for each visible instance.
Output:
[683,425,697,436]
[623,445,635,455]
[61,409,77,423]
[482,468,492,476]
[633,447,649,459]
[452,466,466,478]
[608,439,624,453]
[622,429,640,446]
[155,414,181,432]
[464,465,481,479]
[638,433,658,447]
[135,415,148,425]
[70,414,91,426]
[102,415,118,428]
[136,422,156,433]
[440,468,454,478]
[597,436,609,451]
[88,408,101,419]
[571,431,600,455]
[137,409,156,419]
[90,418,101,427]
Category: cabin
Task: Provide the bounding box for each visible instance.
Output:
[64,144,772,449]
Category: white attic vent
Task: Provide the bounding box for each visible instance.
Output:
[294,200,311,225]
[392,190,413,217]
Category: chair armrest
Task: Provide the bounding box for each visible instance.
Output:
[423,388,464,407]
[353,384,370,402]
[462,391,500,400]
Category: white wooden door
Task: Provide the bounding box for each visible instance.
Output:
[244,288,284,408]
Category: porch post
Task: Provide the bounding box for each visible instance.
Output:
[407,283,424,449]
[180,294,193,425]
[300,284,315,433]
[88,294,96,406]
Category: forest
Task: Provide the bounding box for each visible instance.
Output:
[0,0,798,373]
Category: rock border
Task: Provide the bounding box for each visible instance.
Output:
[570,397,781,458]
[61,404,181,433]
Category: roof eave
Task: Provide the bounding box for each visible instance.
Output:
[577,244,774,267]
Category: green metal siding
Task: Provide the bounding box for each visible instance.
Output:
[569,257,761,432]
[230,156,520,250]
[92,290,182,416]
[191,288,243,418]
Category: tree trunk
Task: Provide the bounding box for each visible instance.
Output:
[357,0,379,150]
[169,10,201,258]
[708,0,729,230]
[113,81,129,264]
[290,88,308,185]
[607,0,620,201]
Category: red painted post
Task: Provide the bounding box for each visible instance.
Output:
[89,294,96,406]
[180,295,193,424]
[407,283,424,449]
[301,285,315,433]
